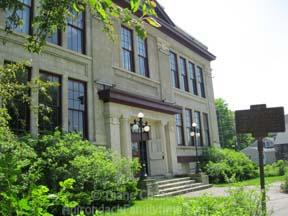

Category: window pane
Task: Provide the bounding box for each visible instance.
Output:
[121,27,134,71]
[67,12,84,53]
[137,37,149,77]
[180,57,189,91]
[197,66,206,98]
[189,62,198,95]
[47,31,59,45]
[169,51,179,88]
[194,111,203,146]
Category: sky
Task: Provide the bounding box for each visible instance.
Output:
[158,0,288,112]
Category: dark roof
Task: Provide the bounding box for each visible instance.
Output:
[115,0,216,61]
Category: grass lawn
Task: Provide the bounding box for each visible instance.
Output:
[214,175,285,187]
[101,197,187,216]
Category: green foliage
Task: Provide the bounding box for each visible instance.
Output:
[203,147,258,183]
[181,187,265,216]
[281,173,288,193]
[1,0,159,53]
[264,160,288,177]
[215,98,254,150]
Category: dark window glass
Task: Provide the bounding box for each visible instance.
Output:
[194,111,203,146]
[197,66,206,98]
[203,113,211,146]
[5,0,32,34]
[179,57,189,91]
[137,37,149,77]
[176,113,184,146]
[169,51,179,88]
[121,26,134,71]
[188,62,198,95]
[39,72,61,133]
[68,79,87,138]
[67,11,85,53]
[185,109,194,146]
[5,62,30,133]
[47,30,61,45]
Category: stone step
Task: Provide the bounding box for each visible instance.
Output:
[158,179,196,190]
[159,182,202,194]
[155,184,212,198]
[156,177,191,185]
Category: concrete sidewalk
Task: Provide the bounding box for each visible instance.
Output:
[184,182,288,216]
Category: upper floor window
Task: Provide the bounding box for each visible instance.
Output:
[68,79,87,138]
[188,62,198,95]
[67,12,85,53]
[197,66,206,98]
[121,26,134,72]
[5,0,33,34]
[39,72,61,133]
[169,51,179,88]
[5,62,30,133]
[179,57,189,91]
[185,109,194,146]
[47,30,61,45]
[203,113,211,146]
[194,111,203,146]
[137,37,149,77]
[176,113,184,146]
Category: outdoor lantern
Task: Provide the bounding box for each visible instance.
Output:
[144,125,150,132]
[192,122,197,128]
[138,112,144,118]
[190,131,195,137]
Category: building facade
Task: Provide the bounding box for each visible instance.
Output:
[0,0,220,176]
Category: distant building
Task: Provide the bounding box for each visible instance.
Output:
[241,137,276,165]
[274,115,288,161]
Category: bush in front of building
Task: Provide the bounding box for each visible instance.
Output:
[203,147,258,183]
[281,174,288,193]
[181,187,265,216]
[264,160,288,177]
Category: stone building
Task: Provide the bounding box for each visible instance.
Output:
[0,0,220,177]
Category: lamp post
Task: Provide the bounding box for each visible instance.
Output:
[132,112,150,179]
[191,123,202,174]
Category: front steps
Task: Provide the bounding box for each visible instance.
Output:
[154,176,212,197]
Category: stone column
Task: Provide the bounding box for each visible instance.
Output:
[30,65,39,137]
[165,120,179,175]
[62,74,69,132]
[120,116,132,159]
[160,120,170,176]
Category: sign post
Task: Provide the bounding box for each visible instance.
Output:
[235,104,285,214]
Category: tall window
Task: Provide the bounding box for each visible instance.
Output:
[137,37,149,77]
[67,11,85,53]
[5,63,30,133]
[203,113,211,146]
[169,51,179,88]
[47,30,61,45]
[197,66,206,98]
[68,80,87,138]
[176,113,184,146]
[179,57,189,91]
[39,72,61,132]
[194,111,203,146]
[185,109,194,146]
[5,0,33,34]
[121,26,134,72]
[188,62,198,95]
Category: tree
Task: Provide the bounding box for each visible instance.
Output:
[215,98,254,150]
[1,0,159,53]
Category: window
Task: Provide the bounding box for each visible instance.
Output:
[67,11,85,53]
[39,72,61,132]
[68,80,87,138]
[121,26,134,71]
[137,37,149,77]
[5,62,30,133]
[185,109,194,146]
[179,57,189,91]
[47,30,61,45]
[203,113,211,146]
[169,51,179,88]
[197,66,206,98]
[175,113,184,146]
[188,62,198,95]
[194,111,203,146]
[5,0,33,34]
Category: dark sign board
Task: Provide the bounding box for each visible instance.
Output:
[235,104,285,136]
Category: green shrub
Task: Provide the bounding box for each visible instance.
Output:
[182,187,265,216]
[264,160,288,177]
[281,174,288,193]
[203,147,258,183]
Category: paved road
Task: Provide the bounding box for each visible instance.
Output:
[184,182,288,216]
